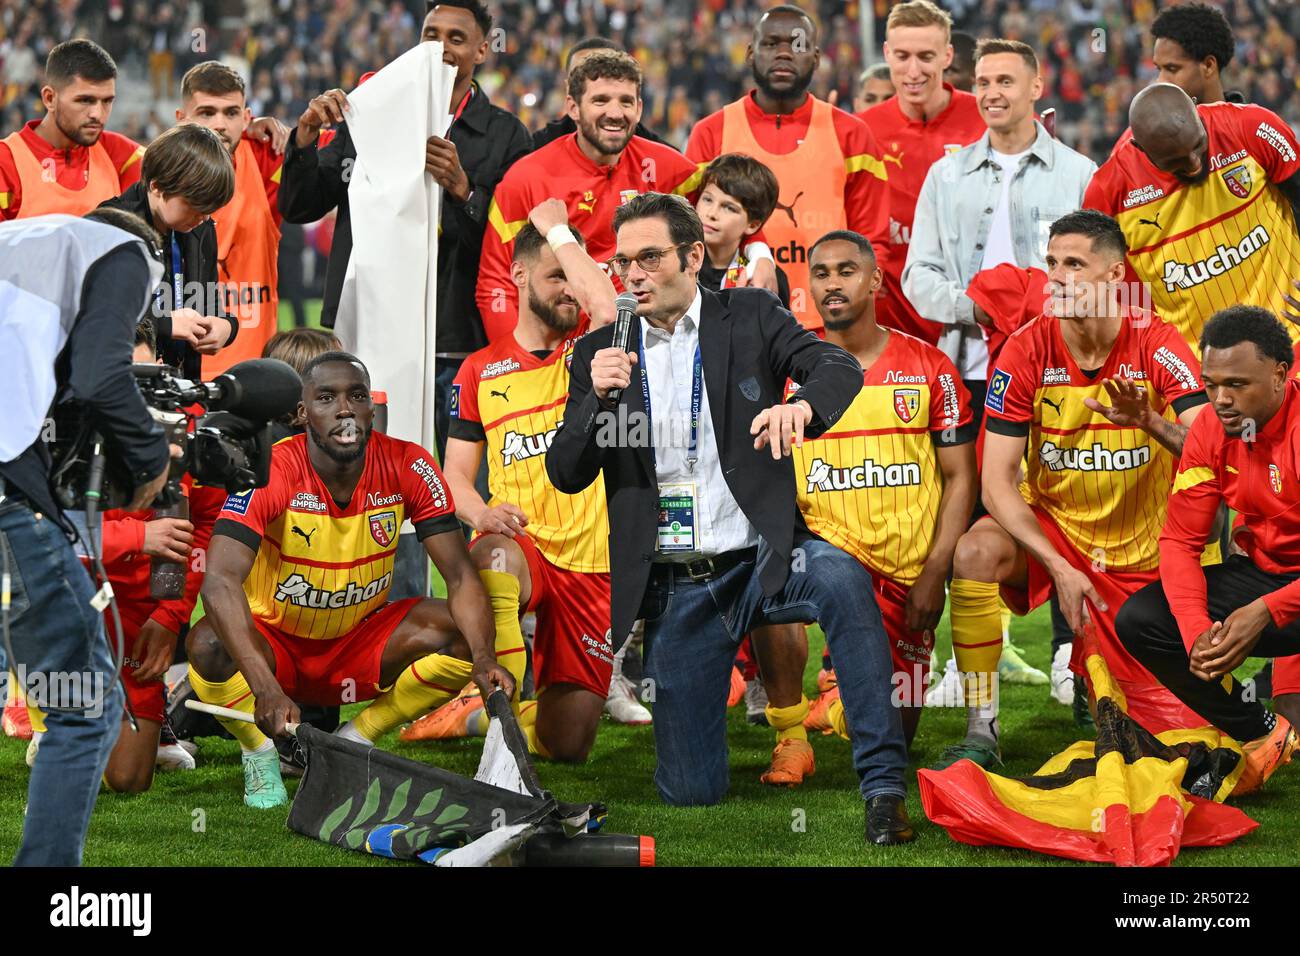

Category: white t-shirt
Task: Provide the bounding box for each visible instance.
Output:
[982,147,1030,271]
[962,147,1030,381]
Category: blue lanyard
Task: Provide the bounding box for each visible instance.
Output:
[170,233,184,312]
[638,331,702,471]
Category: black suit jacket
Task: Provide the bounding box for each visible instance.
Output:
[546,285,863,641]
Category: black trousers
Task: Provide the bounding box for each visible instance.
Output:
[1116,554,1300,741]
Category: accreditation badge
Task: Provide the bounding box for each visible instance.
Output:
[656,482,696,552]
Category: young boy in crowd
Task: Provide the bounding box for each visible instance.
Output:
[694,153,791,309]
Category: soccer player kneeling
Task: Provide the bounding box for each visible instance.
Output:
[791,230,977,747]
[1117,307,1300,794]
[189,352,517,808]
[402,200,632,760]
[934,210,1211,770]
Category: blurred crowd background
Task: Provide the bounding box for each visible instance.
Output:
[3,0,1298,166]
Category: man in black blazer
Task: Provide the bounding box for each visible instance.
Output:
[546,193,914,844]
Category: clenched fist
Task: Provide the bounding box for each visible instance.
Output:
[591,346,638,402]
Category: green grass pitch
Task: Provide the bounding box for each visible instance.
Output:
[3,302,1289,865]
[1,603,1293,867]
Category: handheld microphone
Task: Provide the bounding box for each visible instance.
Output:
[607,292,638,403]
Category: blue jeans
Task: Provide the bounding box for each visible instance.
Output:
[0,502,123,866]
[641,537,908,806]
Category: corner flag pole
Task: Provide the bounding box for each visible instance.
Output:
[185,698,299,735]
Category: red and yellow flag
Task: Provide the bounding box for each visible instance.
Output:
[917,629,1255,866]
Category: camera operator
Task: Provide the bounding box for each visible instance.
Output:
[0,207,171,866]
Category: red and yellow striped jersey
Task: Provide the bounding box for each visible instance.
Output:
[984,310,1207,572]
[451,328,610,574]
[787,331,973,584]
[1085,102,1300,352]
[213,432,459,640]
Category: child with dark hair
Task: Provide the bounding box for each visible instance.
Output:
[99,123,239,380]
[694,154,791,308]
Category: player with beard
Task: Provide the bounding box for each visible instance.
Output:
[175,61,290,375]
[687,4,890,332]
[1084,84,1300,356]
[478,50,777,339]
[404,200,638,758]
[0,39,284,224]
[0,40,143,222]
[792,231,977,748]
[188,352,517,808]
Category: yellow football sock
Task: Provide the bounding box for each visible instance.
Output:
[27,702,46,734]
[765,696,810,743]
[999,602,1012,642]
[187,666,267,753]
[827,697,848,740]
[6,672,24,709]
[950,579,1004,710]
[479,569,528,693]
[352,654,474,741]
[514,698,549,757]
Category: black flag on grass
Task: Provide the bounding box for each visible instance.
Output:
[287,690,604,865]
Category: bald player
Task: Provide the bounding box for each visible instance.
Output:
[1085,84,1300,360]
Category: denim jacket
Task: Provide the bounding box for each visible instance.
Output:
[901,122,1097,371]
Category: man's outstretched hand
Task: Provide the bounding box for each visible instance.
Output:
[751,400,813,459]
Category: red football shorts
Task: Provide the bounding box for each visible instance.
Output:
[873,573,934,707]
[998,507,1201,733]
[105,604,166,725]
[516,533,614,698]
[251,598,421,706]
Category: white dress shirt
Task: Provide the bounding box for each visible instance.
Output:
[640,288,759,560]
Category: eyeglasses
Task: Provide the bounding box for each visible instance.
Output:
[608,244,688,278]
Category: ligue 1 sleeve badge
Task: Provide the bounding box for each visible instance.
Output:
[369,510,397,547]
[1270,463,1283,495]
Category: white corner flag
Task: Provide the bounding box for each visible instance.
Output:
[334,41,456,453]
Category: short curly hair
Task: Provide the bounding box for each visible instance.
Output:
[1201,306,1293,367]
[567,50,641,101]
[1151,2,1235,72]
